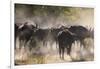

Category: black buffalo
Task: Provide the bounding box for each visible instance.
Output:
[15,22,37,49]
[32,28,50,47]
[57,26,90,59]
[50,26,68,48]
[68,26,90,47]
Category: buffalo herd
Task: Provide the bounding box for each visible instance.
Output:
[15,22,94,60]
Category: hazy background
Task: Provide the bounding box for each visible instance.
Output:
[15,4,94,29]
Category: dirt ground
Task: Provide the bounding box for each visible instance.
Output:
[15,38,94,65]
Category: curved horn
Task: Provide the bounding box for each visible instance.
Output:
[18,24,24,29]
[65,29,76,36]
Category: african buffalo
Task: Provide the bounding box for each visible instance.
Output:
[15,22,37,49]
[50,26,68,48]
[68,26,90,48]
[57,28,76,59]
[32,28,50,47]
[57,26,90,59]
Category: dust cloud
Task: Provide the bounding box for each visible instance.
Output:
[15,4,94,29]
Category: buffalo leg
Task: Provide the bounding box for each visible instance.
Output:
[67,45,71,56]
[62,47,65,60]
[59,45,62,59]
